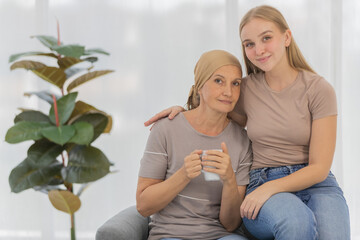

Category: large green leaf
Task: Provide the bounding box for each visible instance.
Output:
[11,60,67,88]
[24,91,60,104]
[83,48,110,56]
[48,190,81,214]
[9,52,58,63]
[27,139,63,168]
[31,35,60,49]
[57,57,83,69]
[10,61,66,88]
[5,121,52,143]
[32,66,67,88]
[73,113,108,142]
[52,44,85,58]
[69,101,96,119]
[41,125,76,145]
[14,110,50,123]
[66,70,114,92]
[49,92,78,125]
[69,101,112,133]
[10,60,47,71]
[68,122,94,145]
[9,159,63,193]
[62,145,111,183]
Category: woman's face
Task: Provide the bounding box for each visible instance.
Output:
[240,18,291,73]
[198,65,242,114]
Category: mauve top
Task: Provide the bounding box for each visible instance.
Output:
[139,113,252,240]
[234,70,337,170]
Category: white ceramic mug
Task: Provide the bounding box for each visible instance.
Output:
[201,149,222,181]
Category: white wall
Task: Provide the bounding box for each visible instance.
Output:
[0,0,359,239]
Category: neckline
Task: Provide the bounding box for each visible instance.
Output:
[261,70,302,94]
[179,112,233,138]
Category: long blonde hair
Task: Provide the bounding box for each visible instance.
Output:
[239,5,315,75]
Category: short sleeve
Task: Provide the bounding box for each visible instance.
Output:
[138,122,168,179]
[234,131,252,185]
[309,78,338,120]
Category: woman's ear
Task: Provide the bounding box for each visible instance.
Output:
[285,29,292,47]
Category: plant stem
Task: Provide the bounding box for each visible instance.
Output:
[57,19,61,46]
[71,213,76,240]
[70,186,75,240]
[52,94,60,127]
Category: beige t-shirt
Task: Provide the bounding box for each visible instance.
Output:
[139,113,252,240]
[234,70,337,169]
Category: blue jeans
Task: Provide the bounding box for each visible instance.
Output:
[243,164,350,240]
[161,234,249,240]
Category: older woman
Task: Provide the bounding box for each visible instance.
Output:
[136,50,252,240]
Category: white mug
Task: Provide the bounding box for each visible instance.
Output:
[201,149,222,181]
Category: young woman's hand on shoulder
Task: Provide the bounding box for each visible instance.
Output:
[144,106,185,127]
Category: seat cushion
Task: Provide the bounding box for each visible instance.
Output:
[96,205,150,240]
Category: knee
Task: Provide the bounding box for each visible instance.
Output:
[275,208,318,239]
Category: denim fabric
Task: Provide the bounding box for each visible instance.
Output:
[243,164,350,240]
[161,234,249,240]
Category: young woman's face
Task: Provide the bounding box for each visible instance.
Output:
[198,65,242,114]
[240,18,291,73]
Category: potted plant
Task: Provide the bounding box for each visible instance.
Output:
[5,27,114,240]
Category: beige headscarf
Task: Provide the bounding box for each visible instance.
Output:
[187,50,242,110]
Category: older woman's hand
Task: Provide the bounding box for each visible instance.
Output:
[183,150,203,180]
[201,142,235,183]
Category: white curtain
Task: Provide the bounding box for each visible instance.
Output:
[0,0,358,239]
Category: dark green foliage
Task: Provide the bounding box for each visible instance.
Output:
[6,34,114,194]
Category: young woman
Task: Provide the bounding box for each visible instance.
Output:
[137,50,252,240]
[144,5,350,240]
